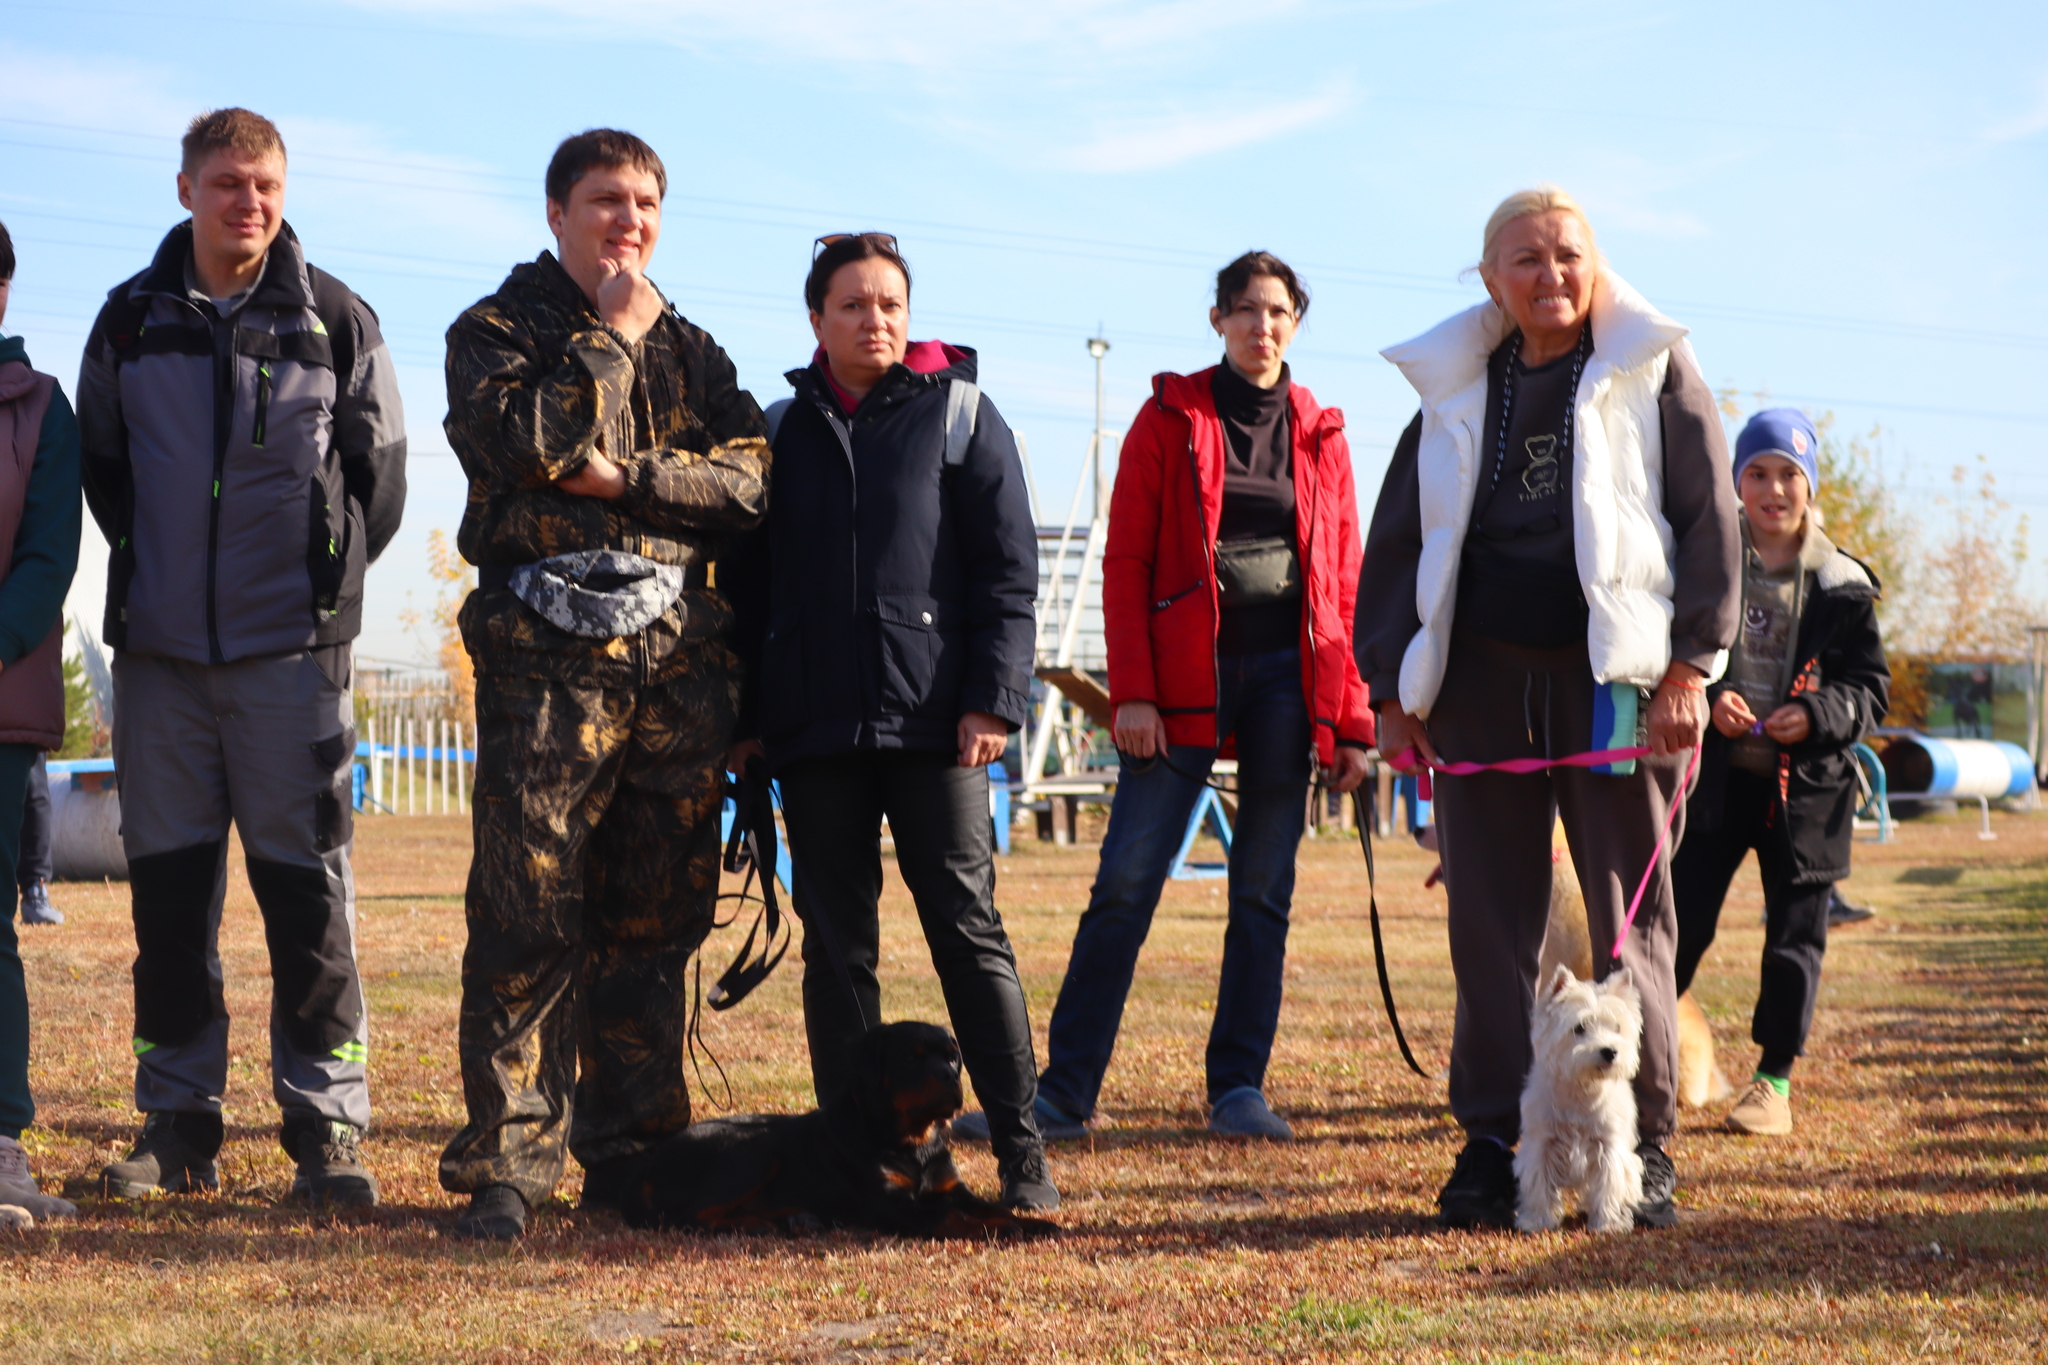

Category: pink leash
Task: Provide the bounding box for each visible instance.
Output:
[1390,743,1703,964]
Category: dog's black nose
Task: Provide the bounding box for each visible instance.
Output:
[1599,1047,1617,1065]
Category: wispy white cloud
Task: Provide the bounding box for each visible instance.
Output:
[1059,84,1353,173]
[0,40,193,137]
[1982,70,2048,143]
[337,0,1315,78]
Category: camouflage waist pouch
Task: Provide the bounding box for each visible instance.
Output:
[507,549,686,639]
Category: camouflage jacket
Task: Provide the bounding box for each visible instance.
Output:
[445,252,769,685]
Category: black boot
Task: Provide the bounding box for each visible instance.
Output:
[286,1119,379,1209]
[1436,1138,1516,1229]
[452,1184,529,1240]
[101,1111,223,1197]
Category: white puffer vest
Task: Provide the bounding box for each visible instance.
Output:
[1381,270,1718,719]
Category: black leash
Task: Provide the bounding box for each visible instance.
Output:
[1130,747,1436,1081]
[707,756,872,1032]
[1353,786,1437,1080]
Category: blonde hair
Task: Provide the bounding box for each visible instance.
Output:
[1477,185,1599,274]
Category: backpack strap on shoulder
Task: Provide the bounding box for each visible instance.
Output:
[763,397,794,446]
[305,266,360,387]
[943,379,980,466]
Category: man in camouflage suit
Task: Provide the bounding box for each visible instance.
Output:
[438,129,769,1240]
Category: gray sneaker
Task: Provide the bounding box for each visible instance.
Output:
[951,1094,1090,1144]
[18,881,60,926]
[1208,1087,1293,1140]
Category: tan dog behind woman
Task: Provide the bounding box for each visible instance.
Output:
[1545,834,1732,1109]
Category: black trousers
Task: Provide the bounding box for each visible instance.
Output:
[18,755,50,888]
[778,748,1043,1163]
[1672,767,1831,1075]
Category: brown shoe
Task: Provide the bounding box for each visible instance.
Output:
[1726,1079,1793,1135]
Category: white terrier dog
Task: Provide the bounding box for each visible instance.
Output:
[1514,964,1645,1234]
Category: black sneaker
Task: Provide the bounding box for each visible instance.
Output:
[1436,1138,1516,1229]
[287,1119,378,1208]
[997,1147,1061,1212]
[1828,889,1876,927]
[1635,1142,1679,1228]
[101,1111,223,1197]
[452,1184,529,1241]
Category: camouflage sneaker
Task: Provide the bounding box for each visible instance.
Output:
[1726,1079,1794,1136]
[102,1111,222,1197]
[289,1120,379,1208]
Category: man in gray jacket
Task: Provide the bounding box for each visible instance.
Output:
[75,108,407,1207]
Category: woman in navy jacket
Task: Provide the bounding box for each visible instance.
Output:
[729,233,1052,1210]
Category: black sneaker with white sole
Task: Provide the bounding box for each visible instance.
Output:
[101,1111,223,1197]
[1635,1142,1679,1228]
[1436,1138,1516,1230]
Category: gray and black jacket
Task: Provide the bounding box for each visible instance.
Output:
[76,220,407,662]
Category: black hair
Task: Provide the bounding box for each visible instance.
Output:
[0,220,12,282]
[545,129,667,205]
[804,233,912,314]
[1214,250,1309,320]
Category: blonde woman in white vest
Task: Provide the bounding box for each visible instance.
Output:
[1355,187,1740,1231]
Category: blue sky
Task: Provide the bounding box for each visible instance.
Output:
[4,0,2046,666]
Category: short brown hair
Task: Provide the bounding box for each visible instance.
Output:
[545,129,667,206]
[1215,251,1309,320]
[181,107,286,176]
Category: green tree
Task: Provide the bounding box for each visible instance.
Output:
[56,652,106,759]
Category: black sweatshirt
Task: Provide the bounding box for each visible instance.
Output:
[1212,360,1298,656]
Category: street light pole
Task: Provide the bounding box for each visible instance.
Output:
[1087,334,1110,521]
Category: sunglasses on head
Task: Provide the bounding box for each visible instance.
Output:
[812,232,899,261]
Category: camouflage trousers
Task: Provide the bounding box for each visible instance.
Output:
[438,652,734,1206]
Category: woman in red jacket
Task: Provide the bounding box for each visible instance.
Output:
[966,252,1373,1143]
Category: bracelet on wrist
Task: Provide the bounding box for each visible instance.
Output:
[1659,673,1706,693]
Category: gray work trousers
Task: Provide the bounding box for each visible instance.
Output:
[1428,632,1688,1147]
[113,649,369,1131]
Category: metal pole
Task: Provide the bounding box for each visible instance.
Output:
[1088,335,1110,523]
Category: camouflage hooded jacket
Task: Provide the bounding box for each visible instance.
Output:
[445,251,769,685]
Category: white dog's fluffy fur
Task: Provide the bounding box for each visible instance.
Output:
[1515,964,1645,1234]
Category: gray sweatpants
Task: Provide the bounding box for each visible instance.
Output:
[113,649,369,1131]
[1428,632,1687,1147]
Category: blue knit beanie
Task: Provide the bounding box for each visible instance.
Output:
[1733,408,1820,494]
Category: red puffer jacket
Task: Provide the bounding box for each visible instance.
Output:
[1103,367,1373,763]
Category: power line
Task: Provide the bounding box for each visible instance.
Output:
[12,118,2048,353]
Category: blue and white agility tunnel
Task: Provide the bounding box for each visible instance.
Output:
[1879,734,2034,802]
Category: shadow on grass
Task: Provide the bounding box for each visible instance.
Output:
[1492,1210,2046,1297]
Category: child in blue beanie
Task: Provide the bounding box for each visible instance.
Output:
[1670,408,1890,1135]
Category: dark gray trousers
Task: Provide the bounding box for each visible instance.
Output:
[113,649,368,1132]
[1428,632,1688,1147]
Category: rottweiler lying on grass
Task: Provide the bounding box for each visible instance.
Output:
[620,1022,1055,1239]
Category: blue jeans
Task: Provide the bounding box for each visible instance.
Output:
[1039,649,1311,1115]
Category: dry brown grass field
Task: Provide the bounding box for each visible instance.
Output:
[2,802,2043,1362]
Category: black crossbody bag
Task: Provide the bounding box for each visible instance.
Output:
[1213,535,1302,607]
